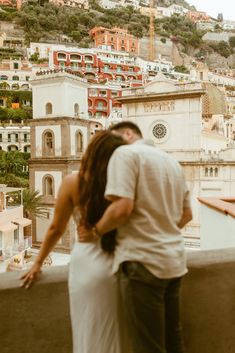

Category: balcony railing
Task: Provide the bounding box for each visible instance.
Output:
[70,57,82,62]
[84,67,97,73]
[84,58,94,63]
[1,248,235,353]
[95,106,107,111]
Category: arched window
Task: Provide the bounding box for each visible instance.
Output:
[58,52,66,60]
[84,55,93,62]
[43,175,54,196]
[24,145,30,153]
[45,102,52,115]
[70,54,81,61]
[205,167,208,177]
[43,130,55,156]
[76,131,83,154]
[7,145,18,152]
[74,103,79,116]
[12,83,19,90]
[21,84,29,90]
[209,167,213,177]
[214,167,218,177]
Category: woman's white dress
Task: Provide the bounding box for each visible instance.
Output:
[68,238,130,353]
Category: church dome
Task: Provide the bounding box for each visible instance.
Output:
[202,82,226,118]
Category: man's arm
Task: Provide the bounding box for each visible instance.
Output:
[178,207,193,229]
[78,196,133,241]
[79,147,137,242]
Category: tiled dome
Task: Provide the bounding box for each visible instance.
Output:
[202,82,226,118]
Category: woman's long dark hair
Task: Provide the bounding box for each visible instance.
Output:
[77,131,126,253]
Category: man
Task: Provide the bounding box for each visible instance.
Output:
[79,121,192,353]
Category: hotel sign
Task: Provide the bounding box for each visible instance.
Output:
[144,101,175,112]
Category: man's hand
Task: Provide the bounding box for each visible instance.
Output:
[20,262,42,289]
[78,225,97,242]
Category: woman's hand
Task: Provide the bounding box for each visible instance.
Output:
[20,262,42,289]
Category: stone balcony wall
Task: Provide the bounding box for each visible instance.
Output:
[1,248,235,353]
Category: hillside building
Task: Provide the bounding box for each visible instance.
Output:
[0,124,30,152]
[49,0,89,8]
[187,11,209,22]
[222,20,235,31]
[90,27,139,56]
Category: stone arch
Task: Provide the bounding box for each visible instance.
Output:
[75,130,84,154]
[12,83,19,90]
[7,145,18,152]
[42,174,54,196]
[42,130,55,156]
[23,145,31,153]
[45,102,53,115]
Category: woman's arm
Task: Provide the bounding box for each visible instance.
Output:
[20,174,76,288]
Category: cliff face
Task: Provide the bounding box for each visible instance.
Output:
[204,52,235,69]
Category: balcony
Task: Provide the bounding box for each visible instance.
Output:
[95,106,107,111]
[69,55,82,62]
[84,67,97,73]
[57,54,67,61]
[1,248,235,353]
[84,56,94,63]
[98,92,107,97]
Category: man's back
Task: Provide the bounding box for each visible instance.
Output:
[105,140,190,278]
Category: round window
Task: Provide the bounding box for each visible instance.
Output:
[151,121,170,144]
[152,123,167,139]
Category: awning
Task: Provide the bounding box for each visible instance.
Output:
[13,218,32,227]
[0,222,18,232]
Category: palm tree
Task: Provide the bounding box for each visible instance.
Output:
[23,189,49,219]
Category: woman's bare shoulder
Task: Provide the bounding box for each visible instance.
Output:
[61,173,79,204]
[63,173,79,185]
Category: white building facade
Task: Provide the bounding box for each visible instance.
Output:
[29,71,94,251]
[0,124,30,153]
[118,74,235,249]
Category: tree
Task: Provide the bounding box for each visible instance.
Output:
[174,65,190,74]
[209,41,233,58]
[214,24,222,31]
[23,189,48,219]
[0,173,29,187]
[229,36,235,49]
[0,151,29,176]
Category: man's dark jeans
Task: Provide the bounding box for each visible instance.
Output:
[119,261,185,353]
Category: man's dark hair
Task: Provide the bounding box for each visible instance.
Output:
[110,121,143,137]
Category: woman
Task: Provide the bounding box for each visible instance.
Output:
[20,131,129,353]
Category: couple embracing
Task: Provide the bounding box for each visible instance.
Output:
[21,121,192,353]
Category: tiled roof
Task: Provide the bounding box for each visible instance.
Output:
[198,197,235,218]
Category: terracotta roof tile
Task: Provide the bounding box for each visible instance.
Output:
[198,197,235,218]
